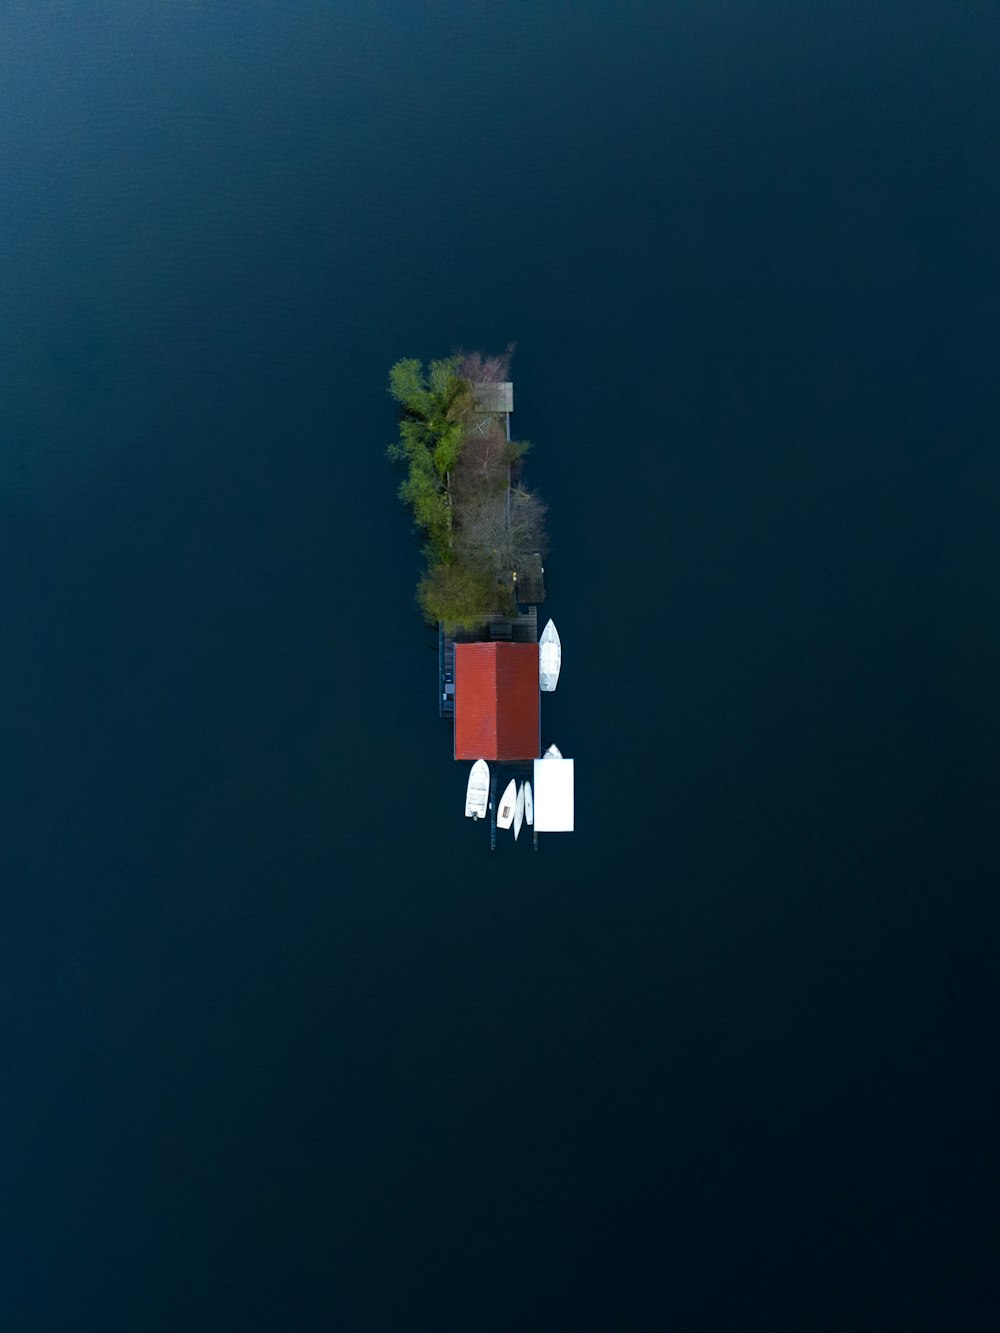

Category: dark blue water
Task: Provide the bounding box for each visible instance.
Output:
[2,3,999,1328]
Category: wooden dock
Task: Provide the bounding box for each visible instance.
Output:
[487,606,537,643]
[489,765,540,852]
[473,382,513,415]
[438,624,455,718]
[514,555,545,607]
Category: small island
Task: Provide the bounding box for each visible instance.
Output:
[388,348,572,846]
[387,346,547,631]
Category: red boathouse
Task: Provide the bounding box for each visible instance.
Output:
[453,641,540,761]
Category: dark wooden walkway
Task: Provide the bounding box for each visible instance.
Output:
[439,623,456,718]
[514,555,545,606]
[486,606,538,643]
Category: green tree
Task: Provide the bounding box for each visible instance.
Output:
[398,456,451,556]
[389,356,472,474]
[388,357,468,557]
[417,561,492,631]
[388,358,432,418]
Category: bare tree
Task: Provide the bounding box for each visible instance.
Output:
[508,484,548,557]
[456,496,508,567]
[456,484,548,576]
[458,343,515,385]
[450,418,508,502]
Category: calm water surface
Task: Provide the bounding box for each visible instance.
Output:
[1,3,998,1329]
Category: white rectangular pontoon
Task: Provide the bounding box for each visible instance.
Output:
[532,757,574,832]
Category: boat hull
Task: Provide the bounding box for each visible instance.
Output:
[496,779,517,830]
[539,619,561,692]
[465,759,490,819]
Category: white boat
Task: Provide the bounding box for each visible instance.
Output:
[539,619,561,692]
[513,783,525,840]
[543,743,562,759]
[465,759,490,820]
[496,779,517,830]
[524,781,533,826]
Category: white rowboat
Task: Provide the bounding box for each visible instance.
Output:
[543,743,562,760]
[524,781,533,826]
[513,783,525,840]
[465,759,490,820]
[539,619,561,692]
[496,779,517,830]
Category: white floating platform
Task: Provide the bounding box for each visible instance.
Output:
[532,757,574,832]
[539,619,561,692]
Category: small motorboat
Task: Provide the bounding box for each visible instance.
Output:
[539,619,561,692]
[524,781,533,826]
[543,743,562,760]
[465,759,490,820]
[513,783,525,841]
[496,779,517,830]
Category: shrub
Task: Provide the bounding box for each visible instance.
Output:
[417,562,492,631]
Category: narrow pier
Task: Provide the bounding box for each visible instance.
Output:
[438,623,455,718]
[489,767,498,852]
[486,606,537,643]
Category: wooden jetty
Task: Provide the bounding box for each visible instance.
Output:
[473,382,513,415]
[438,622,456,718]
[514,555,545,607]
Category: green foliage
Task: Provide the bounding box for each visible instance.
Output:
[417,562,492,631]
[388,359,432,418]
[390,356,469,433]
[387,348,547,628]
[399,459,451,557]
[388,356,470,480]
[432,363,474,429]
[432,419,465,477]
[428,356,461,404]
[387,418,430,467]
[388,357,473,560]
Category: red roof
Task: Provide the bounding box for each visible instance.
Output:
[454,642,540,761]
